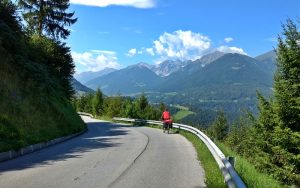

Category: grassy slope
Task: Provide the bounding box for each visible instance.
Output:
[173,110,195,121]
[172,105,195,121]
[217,142,290,188]
[0,13,86,152]
[0,62,86,152]
[180,130,226,188]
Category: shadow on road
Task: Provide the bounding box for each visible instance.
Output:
[0,121,128,174]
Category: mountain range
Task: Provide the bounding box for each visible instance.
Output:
[74,50,277,113]
[74,68,116,84]
[86,63,162,94]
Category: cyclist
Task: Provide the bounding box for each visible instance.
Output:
[161,108,172,134]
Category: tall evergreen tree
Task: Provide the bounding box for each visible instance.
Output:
[254,19,300,185]
[92,88,104,116]
[135,94,149,119]
[18,0,77,39]
[138,94,148,111]
[209,111,228,141]
[273,19,300,184]
[0,0,21,33]
[275,19,300,132]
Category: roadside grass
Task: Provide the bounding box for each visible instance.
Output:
[0,94,86,153]
[216,142,290,188]
[95,115,113,121]
[179,130,226,188]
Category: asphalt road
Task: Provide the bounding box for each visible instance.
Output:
[0,116,205,188]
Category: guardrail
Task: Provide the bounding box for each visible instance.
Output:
[113,117,246,188]
[78,112,94,118]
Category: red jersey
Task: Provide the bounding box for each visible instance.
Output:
[162,111,171,122]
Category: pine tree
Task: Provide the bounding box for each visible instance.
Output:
[138,94,149,111]
[92,89,103,116]
[120,99,134,118]
[103,96,122,118]
[254,19,300,185]
[256,92,276,134]
[275,19,300,133]
[18,0,77,39]
[135,94,149,119]
[209,111,228,141]
[272,19,300,184]
[0,0,21,33]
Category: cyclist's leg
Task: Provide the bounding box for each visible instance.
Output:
[167,122,170,134]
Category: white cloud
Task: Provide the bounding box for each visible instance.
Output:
[146,48,155,56]
[90,50,116,55]
[127,48,137,57]
[217,46,247,55]
[72,50,120,72]
[70,0,155,8]
[265,37,277,42]
[125,31,246,63]
[224,37,233,43]
[152,30,211,61]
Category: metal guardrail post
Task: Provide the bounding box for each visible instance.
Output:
[77,112,94,118]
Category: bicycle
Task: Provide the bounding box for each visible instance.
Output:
[163,121,172,134]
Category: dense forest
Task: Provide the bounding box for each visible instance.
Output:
[0,0,85,152]
[206,19,300,186]
[72,89,164,121]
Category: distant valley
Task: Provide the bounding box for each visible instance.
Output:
[73,50,276,116]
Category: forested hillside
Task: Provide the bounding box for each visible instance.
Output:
[71,78,94,94]
[0,1,85,152]
[205,19,300,186]
[72,89,163,120]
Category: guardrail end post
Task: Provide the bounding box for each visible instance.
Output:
[227,156,236,168]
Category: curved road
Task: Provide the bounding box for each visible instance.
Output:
[0,116,205,188]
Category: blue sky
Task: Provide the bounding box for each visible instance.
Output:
[67,0,300,73]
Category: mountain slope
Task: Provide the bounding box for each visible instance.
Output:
[83,51,275,115]
[71,78,94,94]
[255,50,277,74]
[150,53,273,114]
[74,68,116,84]
[86,64,163,95]
[153,60,191,76]
[195,51,225,66]
[159,53,272,91]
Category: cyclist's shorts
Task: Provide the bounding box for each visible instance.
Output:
[163,122,170,129]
